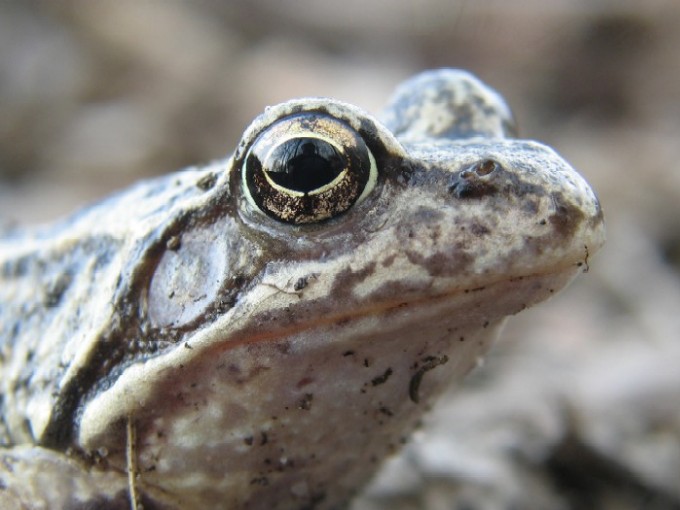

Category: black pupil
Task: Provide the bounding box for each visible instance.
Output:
[266,138,345,193]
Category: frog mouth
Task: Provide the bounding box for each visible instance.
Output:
[219,261,585,350]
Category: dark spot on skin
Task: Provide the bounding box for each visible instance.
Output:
[382,253,397,267]
[329,262,377,299]
[260,432,268,445]
[371,368,393,386]
[196,172,217,191]
[1,257,27,278]
[469,222,490,236]
[413,206,444,223]
[379,406,393,417]
[549,192,586,241]
[293,273,319,292]
[166,235,181,251]
[582,244,591,273]
[404,249,474,278]
[298,393,314,410]
[335,317,351,328]
[244,436,254,446]
[273,341,292,355]
[43,272,73,308]
[409,355,449,403]
[342,350,355,357]
[226,362,271,385]
[469,286,486,292]
[524,199,540,215]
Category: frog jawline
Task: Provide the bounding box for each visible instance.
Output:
[223,262,583,350]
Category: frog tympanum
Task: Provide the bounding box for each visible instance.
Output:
[0,70,604,509]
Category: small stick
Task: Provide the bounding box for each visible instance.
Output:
[126,415,140,510]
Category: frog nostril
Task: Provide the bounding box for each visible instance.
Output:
[449,159,501,199]
[474,159,499,176]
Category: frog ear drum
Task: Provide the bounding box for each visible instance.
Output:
[242,112,377,224]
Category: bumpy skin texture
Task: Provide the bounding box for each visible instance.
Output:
[0,70,604,509]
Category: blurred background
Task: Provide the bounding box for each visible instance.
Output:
[1,1,679,509]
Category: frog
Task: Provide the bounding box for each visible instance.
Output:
[0,69,604,510]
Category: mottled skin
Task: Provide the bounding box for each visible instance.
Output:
[0,70,604,509]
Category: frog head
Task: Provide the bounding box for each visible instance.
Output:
[2,70,603,509]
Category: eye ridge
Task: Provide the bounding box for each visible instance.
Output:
[242,112,378,224]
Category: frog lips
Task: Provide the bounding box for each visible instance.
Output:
[225,258,589,350]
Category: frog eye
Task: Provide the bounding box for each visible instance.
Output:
[242,112,377,224]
